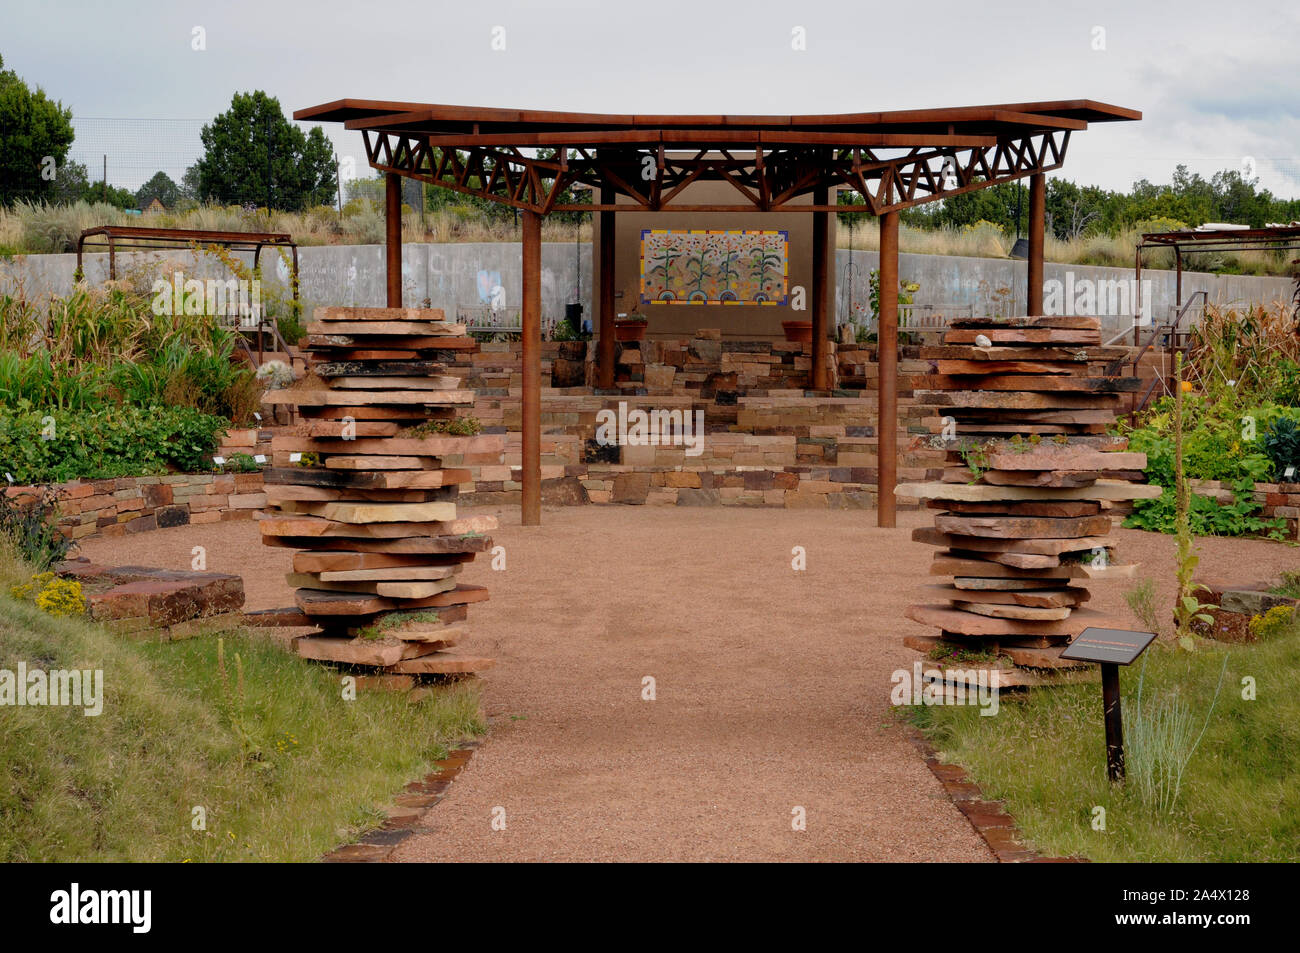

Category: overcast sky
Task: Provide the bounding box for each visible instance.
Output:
[4,0,1298,198]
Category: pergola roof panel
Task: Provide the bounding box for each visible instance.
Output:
[302,97,1137,215]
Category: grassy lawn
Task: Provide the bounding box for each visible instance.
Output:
[0,554,485,861]
[910,624,1300,862]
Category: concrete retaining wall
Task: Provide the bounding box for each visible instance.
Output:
[2,242,1289,330]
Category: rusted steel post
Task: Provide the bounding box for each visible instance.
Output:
[521,208,542,526]
[597,184,616,390]
[1028,173,1045,316]
[1175,246,1183,312]
[1102,662,1125,782]
[812,185,830,390]
[385,172,402,307]
[878,210,899,528]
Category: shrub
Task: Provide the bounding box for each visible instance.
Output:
[0,405,227,484]
[1249,605,1296,641]
[34,577,86,617]
[0,489,71,570]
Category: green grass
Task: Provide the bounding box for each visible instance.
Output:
[0,546,485,861]
[909,626,1300,861]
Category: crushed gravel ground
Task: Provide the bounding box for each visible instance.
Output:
[80,504,1298,862]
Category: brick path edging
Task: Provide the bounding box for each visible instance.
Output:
[902,722,1087,864]
[320,742,480,863]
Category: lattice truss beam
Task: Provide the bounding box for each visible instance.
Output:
[362,129,1070,216]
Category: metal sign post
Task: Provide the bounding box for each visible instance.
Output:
[1061,627,1158,783]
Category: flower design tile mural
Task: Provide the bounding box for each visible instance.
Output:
[640,229,789,305]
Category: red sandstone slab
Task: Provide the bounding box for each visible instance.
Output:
[934,514,1113,539]
[272,435,502,455]
[294,588,395,616]
[292,551,472,573]
[928,499,1102,517]
[914,526,1113,556]
[386,654,496,675]
[906,603,1109,636]
[263,467,472,489]
[304,321,465,336]
[936,360,1073,375]
[87,573,245,626]
[942,328,1101,345]
[925,584,1089,608]
[315,306,447,322]
[920,345,1130,362]
[265,485,451,504]
[948,316,1102,330]
[296,636,441,666]
[932,554,1134,580]
[919,374,1138,392]
[981,470,1100,488]
[264,389,473,407]
[897,479,1161,503]
[260,514,498,539]
[984,447,1146,472]
[305,334,478,351]
[918,390,1121,410]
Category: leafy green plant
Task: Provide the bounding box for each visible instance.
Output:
[1262,416,1300,482]
[0,405,227,483]
[400,417,483,437]
[926,640,997,665]
[1172,354,1214,644]
[220,452,262,473]
[958,442,990,483]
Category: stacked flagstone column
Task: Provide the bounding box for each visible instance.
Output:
[260,307,501,678]
[897,315,1163,682]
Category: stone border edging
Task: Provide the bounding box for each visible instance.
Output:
[320,741,480,863]
[901,722,1086,864]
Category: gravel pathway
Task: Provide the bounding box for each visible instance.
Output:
[80,504,1296,862]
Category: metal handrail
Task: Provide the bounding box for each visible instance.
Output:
[1105,290,1208,377]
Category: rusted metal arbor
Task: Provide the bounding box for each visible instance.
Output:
[1124,223,1300,412]
[76,225,299,284]
[76,225,300,362]
[296,99,1139,527]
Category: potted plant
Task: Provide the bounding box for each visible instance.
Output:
[781,319,813,343]
[615,283,649,341]
[615,314,648,341]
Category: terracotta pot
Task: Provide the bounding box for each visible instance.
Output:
[615,322,647,342]
[782,320,813,343]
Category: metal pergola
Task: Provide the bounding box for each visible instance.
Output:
[1137,223,1300,315]
[295,98,1140,528]
[76,225,299,284]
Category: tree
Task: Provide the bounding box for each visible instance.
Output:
[135,171,182,209]
[180,163,203,201]
[194,91,337,210]
[0,53,76,204]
